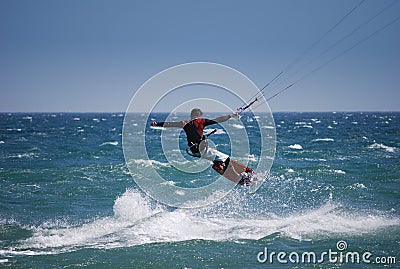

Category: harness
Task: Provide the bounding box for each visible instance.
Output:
[185,128,217,157]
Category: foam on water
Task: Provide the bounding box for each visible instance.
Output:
[368,143,396,153]
[289,144,303,150]
[99,141,119,146]
[231,124,245,129]
[7,188,398,256]
[6,152,38,159]
[333,169,346,174]
[129,159,198,169]
[313,138,334,142]
[346,183,367,190]
[203,128,225,135]
[261,125,274,129]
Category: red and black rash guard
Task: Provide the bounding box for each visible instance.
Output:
[155,118,222,153]
[183,118,217,151]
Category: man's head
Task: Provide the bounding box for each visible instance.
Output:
[190,108,203,119]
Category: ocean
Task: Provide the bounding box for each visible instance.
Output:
[0,112,399,268]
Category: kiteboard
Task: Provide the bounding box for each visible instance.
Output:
[220,159,267,193]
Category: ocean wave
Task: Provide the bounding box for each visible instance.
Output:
[332,169,346,174]
[130,159,171,167]
[261,125,274,129]
[99,141,119,146]
[288,144,303,150]
[231,124,245,129]
[6,152,38,159]
[22,116,33,121]
[294,124,313,129]
[204,128,225,135]
[313,138,334,142]
[7,189,398,256]
[346,183,367,190]
[247,154,257,162]
[368,143,396,153]
[7,128,22,132]
[311,119,321,123]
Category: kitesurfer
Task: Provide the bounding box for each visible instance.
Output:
[151,108,253,185]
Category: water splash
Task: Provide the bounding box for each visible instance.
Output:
[5,188,398,256]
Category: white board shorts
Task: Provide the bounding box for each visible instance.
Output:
[191,147,229,163]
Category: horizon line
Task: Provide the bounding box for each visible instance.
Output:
[1,110,400,114]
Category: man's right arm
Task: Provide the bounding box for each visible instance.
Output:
[151,121,185,128]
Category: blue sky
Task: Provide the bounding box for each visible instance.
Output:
[1,0,399,112]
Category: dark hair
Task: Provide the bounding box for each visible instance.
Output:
[190,108,203,119]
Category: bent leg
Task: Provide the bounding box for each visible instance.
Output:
[211,157,243,184]
[212,160,225,175]
[203,148,253,185]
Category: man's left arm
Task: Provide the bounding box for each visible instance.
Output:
[209,113,239,124]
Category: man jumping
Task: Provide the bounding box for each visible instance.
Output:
[150,108,253,185]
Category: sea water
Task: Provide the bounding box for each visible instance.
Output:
[0,112,399,268]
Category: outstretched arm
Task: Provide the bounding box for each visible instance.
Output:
[151,121,185,128]
[211,113,239,123]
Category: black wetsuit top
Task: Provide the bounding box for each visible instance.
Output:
[155,118,219,153]
[183,118,217,153]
